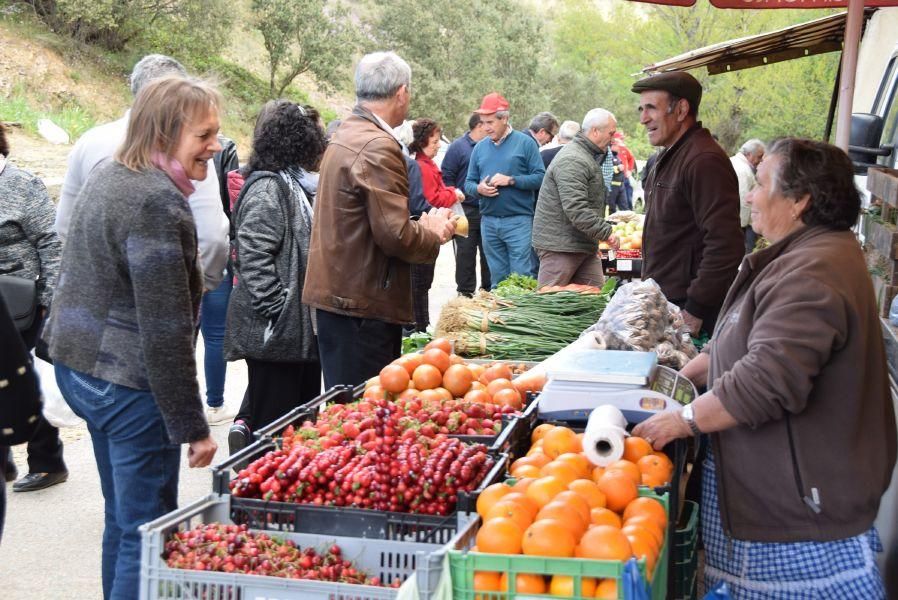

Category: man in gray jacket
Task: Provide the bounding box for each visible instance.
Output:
[531,108,619,287]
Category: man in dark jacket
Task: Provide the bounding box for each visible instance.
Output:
[303,52,455,388]
[633,71,742,335]
[442,113,490,296]
[532,108,619,287]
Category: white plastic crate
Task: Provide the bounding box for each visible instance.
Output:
[139,494,466,600]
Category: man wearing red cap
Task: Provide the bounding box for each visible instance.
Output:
[464,92,546,286]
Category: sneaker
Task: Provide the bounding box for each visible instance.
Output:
[205,405,235,426]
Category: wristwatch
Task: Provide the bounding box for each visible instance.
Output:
[508,176,516,186]
[681,404,702,436]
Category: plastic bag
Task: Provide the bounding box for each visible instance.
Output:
[703,582,732,599]
[622,558,651,600]
[34,355,84,428]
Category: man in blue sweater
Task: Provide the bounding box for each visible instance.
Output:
[442,112,490,296]
[464,93,545,286]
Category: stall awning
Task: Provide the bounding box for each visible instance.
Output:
[642,9,875,75]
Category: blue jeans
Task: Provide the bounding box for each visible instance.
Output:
[55,363,180,600]
[481,214,536,288]
[199,269,232,407]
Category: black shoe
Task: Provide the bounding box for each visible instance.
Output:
[12,470,69,492]
[228,421,251,472]
[4,452,17,483]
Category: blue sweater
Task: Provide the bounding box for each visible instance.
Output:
[464,130,545,217]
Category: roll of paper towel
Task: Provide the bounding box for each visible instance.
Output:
[582,404,629,467]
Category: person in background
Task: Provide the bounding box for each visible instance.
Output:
[0,292,43,540]
[0,125,67,492]
[442,113,490,297]
[303,52,455,388]
[611,132,636,210]
[224,101,325,453]
[44,76,219,599]
[532,108,619,287]
[56,54,229,295]
[541,120,580,169]
[200,134,239,425]
[464,92,545,286]
[731,139,766,254]
[633,71,742,336]
[325,119,342,141]
[526,111,560,147]
[635,139,895,599]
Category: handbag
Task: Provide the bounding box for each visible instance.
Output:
[0,274,37,332]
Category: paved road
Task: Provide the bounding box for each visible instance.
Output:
[1,243,463,598]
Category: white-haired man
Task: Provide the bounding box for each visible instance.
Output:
[731,139,766,254]
[541,119,580,168]
[57,54,229,293]
[531,108,620,287]
[303,52,455,388]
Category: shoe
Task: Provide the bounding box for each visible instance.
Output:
[206,405,236,426]
[228,421,251,472]
[4,453,17,483]
[12,470,69,492]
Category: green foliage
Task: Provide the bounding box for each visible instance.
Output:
[375,0,549,138]
[250,0,361,98]
[0,84,96,139]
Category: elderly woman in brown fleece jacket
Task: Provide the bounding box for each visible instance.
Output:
[635,138,895,599]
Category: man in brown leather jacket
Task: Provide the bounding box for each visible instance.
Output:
[632,72,743,335]
[303,51,455,388]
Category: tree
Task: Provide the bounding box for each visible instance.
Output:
[251,0,361,99]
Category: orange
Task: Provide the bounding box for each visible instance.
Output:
[595,578,618,599]
[622,436,654,463]
[421,348,451,373]
[511,477,535,493]
[536,501,588,537]
[486,500,534,531]
[553,490,592,525]
[542,426,580,459]
[525,476,567,508]
[475,517,524,554]
[597,471,639,513]
[540,460,580,485]
[531,422,556,444]
[624,532,658,579]
[549,575,597,597]
[499,572,547,594]
[512,453,551,470]
[521,519,576,557]
[555,452,592,478]
[591,466,606,483]
[605,460,641,486]
[638,453,674,485]
[473,570,501,596]
[590,507,623,528]
[568,479,607,509]
[476,482,511,518]
[501,492,540,520]
[622,524,661,556]
[511,464,542,479]
[623,516,665,548]
[575,525,633,561]
[623,497,667,530]
[642,472,666,487]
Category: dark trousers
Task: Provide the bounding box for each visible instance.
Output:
[234,357,321,431]
[316,310,401,388]
[20,314,66,474]
[410,262,436,332]
[454,212,491,296]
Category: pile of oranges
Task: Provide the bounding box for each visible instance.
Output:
[469,424,674,598]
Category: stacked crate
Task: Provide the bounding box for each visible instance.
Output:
[863,168,898,317]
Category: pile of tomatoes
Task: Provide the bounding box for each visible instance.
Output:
[164,523,395,586]
[231,399,496,515]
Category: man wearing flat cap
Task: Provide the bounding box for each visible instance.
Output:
[632,71,742,335]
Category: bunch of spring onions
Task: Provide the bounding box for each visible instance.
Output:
[435,279,617,360]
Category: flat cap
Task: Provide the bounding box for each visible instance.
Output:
[631,71,702,111]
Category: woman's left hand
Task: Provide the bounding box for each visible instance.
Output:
[632,410,692,451]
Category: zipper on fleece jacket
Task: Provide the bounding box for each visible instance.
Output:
[785,414,822,514]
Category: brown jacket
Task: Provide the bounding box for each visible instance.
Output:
[302,106,440,324]
[707,226,896,542]
[643,123,743,320]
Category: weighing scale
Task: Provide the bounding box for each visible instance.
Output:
[536,348,698,424]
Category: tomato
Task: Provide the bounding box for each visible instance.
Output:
[379,364,410,393]
[412,364,442,390]
[424,337,453,354]
[442,364,474,397]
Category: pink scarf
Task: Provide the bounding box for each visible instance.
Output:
[151,152,196,197]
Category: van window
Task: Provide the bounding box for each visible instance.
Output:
[877,55,898,168]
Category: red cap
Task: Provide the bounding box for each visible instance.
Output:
[475,92,510,115]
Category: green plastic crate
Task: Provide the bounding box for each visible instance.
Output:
[672,500,699,600]
[447,490,669,599]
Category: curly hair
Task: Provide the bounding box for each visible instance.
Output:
[409,118,441,155]
[768,138,860,231]
[0,125,8,157]
[245,100,326,174]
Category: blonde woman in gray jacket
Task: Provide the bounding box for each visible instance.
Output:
[224,100,326,453]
